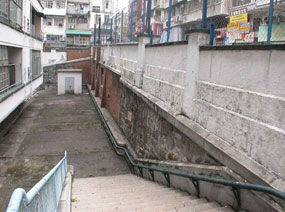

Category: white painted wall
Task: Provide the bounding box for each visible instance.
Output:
[57,71,82,95]
[143,44,188,112]
[189,49,285,179]
[42,51,67,66]
[0,77,43,123]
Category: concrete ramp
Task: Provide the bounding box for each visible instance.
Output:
[72,174,233,212]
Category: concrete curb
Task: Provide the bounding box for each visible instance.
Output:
[57,165,74,212]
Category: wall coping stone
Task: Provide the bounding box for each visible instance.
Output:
[185,29,210,34]
[200,44,285,51]
[146,40,188,48]
[43,57,91,68]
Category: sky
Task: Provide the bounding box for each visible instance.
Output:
[116,0,129,12]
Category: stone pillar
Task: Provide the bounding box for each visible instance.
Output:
[182,29,210,115]
[135,34,150,88]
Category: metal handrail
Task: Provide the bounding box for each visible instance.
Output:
[89,88,285,209]
[0,81,23,97]
[6,151,68,212]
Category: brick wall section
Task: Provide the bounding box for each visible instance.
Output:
[73,60,91,84]
[67,48,91,60]
[105,69,121,124]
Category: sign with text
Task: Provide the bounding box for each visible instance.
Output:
[230,13,248,24]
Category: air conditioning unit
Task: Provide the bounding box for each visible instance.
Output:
[70,25,74,29]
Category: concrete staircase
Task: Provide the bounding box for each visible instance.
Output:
[72,174,234,212]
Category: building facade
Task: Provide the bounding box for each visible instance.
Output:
[0,0,44,123]
[66,0,92,46]
[41,0,67,65]
[90,0,114,44]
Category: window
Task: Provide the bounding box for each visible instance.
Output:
[54,18,64,26]
[0,0,9,21]
[44,18,52,25]
[31,50,41,79]
[106,2,109,9]
[9,0,22,27]
[56,0,65,9]
[46,34,63,41]
[42,0,53,8]
[0,45,9,90]
[232,0,251,7]
[96,14,101,24]
[92,6,100,12]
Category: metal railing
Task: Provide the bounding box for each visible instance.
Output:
[6,151,68,212]
[88,87,285,210]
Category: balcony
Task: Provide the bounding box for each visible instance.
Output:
[67,4,90,15]
[182,0,229,25]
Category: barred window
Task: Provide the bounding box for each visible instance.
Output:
[10,0,22,27]
[0,0,9,22]
[232,0,251,7]
[56,1,65,9]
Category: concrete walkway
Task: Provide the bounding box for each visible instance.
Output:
[0,87,129,211]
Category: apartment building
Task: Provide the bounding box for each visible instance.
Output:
[90,0,114,43]
[0,0,44,123]
[66,0,92,46]
[41,0,67,65]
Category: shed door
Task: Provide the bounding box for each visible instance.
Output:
[65,77,75,94]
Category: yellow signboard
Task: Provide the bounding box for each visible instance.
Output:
[230,13,248,24]
[227,23,239,32]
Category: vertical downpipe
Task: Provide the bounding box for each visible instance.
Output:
[167,0,172,42]
[202,0,208,28]
[121,10,124,42]
[147,0,152,33]
[130,2,134,41]
[267,0,274,43]
[142,0,147,33]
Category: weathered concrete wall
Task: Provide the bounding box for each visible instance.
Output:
[143,43,187,112]
[189,49,285,180]
[119,83,220,165]
[43,58,91,85]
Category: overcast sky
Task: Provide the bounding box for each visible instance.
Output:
[116,0,129,11]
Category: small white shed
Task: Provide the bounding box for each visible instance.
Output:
[57,69,82,95]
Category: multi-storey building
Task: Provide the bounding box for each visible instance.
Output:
[0,0,44,123]
[90,0,114,43]
[66,0,92,46]
[41,0,67,65]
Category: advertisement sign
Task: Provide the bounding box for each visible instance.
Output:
[239,23,250,34]
[230,13,248,24]
[226,13,253,44]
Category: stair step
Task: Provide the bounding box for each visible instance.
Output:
[203,206,234,212]
[72,192,192,205]
[173,202,221,212]
[124,198,209,212]
[73,198,205,212]
[72,174,231,212]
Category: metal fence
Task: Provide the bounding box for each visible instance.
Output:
[6,151,68,212]
[94,0,285,45]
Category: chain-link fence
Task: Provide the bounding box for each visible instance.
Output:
[94,0,285,45]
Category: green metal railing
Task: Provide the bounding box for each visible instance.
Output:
[88,87,285,210]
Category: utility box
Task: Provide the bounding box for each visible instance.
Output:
[57,69,82,95]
